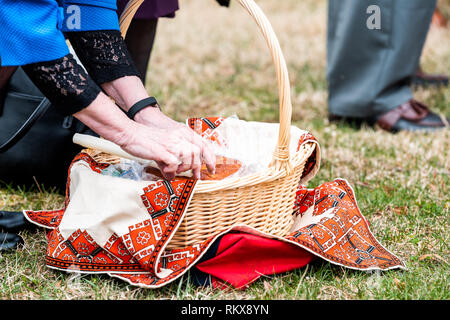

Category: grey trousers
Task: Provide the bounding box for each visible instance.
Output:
[327,0,436,118]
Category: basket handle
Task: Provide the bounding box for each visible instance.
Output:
[119,0,145,38]
[119,0,293,172]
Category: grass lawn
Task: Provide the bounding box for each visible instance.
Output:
[0,0,448,299]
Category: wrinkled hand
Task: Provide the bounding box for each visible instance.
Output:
[119,108,216,180]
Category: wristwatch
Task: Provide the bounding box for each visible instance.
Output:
[126,97,160,120]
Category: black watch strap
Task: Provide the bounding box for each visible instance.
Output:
[126,97,160,120]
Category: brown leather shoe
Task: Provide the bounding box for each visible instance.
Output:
[376,100,449,133]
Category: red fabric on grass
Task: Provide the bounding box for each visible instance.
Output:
[195,232,316,289]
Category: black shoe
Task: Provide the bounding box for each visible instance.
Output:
[0,211,33,233]
[390,112,448,133]
[328,114,376,128]
[0,232,23,251]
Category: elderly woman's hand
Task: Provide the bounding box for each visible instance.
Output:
[98,76,216,179]
[134,106,216,173]
[74,91,216,180]
[119,119,216,180]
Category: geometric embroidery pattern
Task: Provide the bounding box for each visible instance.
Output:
[288,179,405,270]
[23,117,405,289]
[188,117,226,146]
[36,167,197,276]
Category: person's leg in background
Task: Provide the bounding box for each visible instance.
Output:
[123,18,158,84]
[327,0,447,132]
[327,0,409,122]
[116,0,179,85]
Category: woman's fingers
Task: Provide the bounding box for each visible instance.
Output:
[158,154,180,179]
[190,143,202,180]
[176,145,194,174]
[201,140,216,175]
[182,127,216,174]
[175,142,202,179]
[118,122,217,180]
[151,148,180,180]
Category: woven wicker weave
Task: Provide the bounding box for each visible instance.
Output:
[81,0,318,249]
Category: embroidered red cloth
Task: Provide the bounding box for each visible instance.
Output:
[23,118,405,289]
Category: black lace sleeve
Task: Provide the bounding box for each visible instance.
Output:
[65,30,141,85]
[22,54,102,116]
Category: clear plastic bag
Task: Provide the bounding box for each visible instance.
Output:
[100,159,161,181]
[100,116,309,182]
[211,115,309,177]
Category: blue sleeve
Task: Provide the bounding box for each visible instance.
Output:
[0,0,69,66]
[60,0,120,32]
[0,0,121,67]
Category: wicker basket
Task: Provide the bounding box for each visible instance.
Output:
[82,0,318,249]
